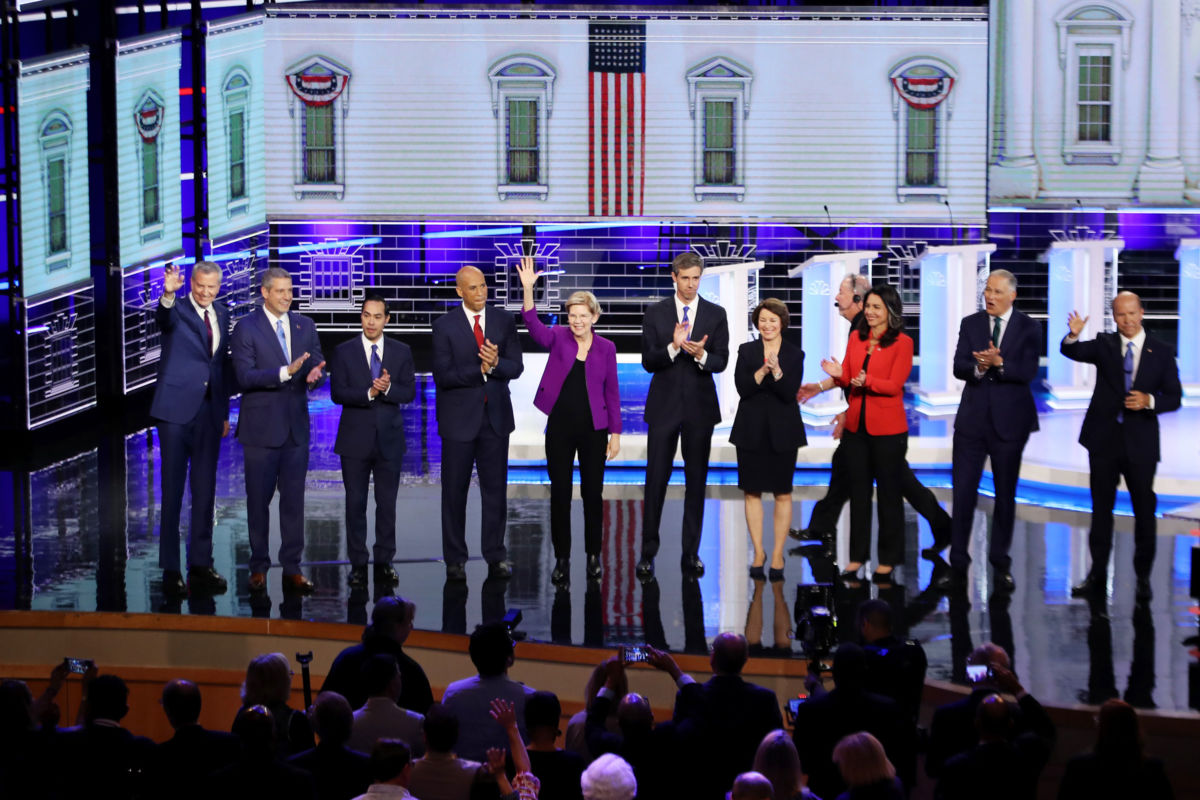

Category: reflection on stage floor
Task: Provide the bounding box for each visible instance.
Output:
[2,380,1198,714]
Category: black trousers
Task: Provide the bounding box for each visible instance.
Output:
[440,416,509,566]
[841,428,908,567]
[949,426,1028,572]
[1088,440,1158,579]
[642,419,713,560]
[545,418,608,559]
[341,444,401,568]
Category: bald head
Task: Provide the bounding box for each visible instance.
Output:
[616,693,653,736]
[1112,291,1144,339]
[711,632,749,675]
[456,266,488,312]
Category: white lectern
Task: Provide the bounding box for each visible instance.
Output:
[1174,239,1200,401]
[787,251,877,420]
[699,260,764,427]
[1046,238,1124,404]
[913,243,996,408]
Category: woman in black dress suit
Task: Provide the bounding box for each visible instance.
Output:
[730,299,806,580]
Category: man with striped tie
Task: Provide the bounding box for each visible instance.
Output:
[1062,292,1181,603]
[331,296,415,589]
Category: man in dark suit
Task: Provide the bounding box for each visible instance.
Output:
[638,251,730,578]
[934,693,1053,800]
[230,267,325,594]
[331,296,416,589]
[153,679,240,798]
[151,261,233,596]
[939,270,1041,593]
[58,674,158,798]
[432,266,523,580]
[1062,291,1182,602]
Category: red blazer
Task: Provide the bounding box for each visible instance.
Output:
[834,331,913,436]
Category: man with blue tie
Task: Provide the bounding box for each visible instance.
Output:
[939,270,1041,594]
[151,261,233,596]
[230,267,326,594]
[432,266,523,581]
[331,296,416,589]
[1062,292,1182,602]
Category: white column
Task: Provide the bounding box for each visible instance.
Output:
[1137,0,1185,202]
[990,0,1039,198]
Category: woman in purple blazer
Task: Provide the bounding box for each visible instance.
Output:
[518,257,622,586]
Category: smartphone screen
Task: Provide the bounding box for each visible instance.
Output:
[621,646,650,664]
[966,664,988,682]
[65,658,90,674]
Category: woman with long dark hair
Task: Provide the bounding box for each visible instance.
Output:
[821,285,912,583]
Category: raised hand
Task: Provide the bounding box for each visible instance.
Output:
[163,264,185,296]
[288,351,311,376]
[516,256,541,291]
[1067,310,1088,337]
[820,356,843,379]
[489,698,517,729]
[306,360,326,387]
[485,747,508,776]
[672,321,690,350]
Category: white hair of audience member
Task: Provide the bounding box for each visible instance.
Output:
[581,752,637,800]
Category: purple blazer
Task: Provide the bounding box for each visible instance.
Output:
[522,307,622,433]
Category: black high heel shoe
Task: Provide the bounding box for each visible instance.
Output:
[871,568,895,585]
[749,564,766,580]
[768,567,785,582]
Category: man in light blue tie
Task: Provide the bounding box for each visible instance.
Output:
[1061,292,1182,603]
[230,267,326,594]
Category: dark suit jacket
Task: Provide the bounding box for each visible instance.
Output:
[641,296,730,428]
[1056,752,1174,800]
[331,336,416,464]
[207,756,318,800]
[926,688,1055,778]
[432,305,523,441]
[834,332,913,436]
[730,337,806,452]
[585,693,679,800]
[952,309,1041,441]
[150,293,232,428]
[320,633,435,715]
[57,723,158,798]
[289,743,372,800]
[231,307,324,448]
[154,724,241,798]
[935,738,1052,800]
[1060,330,1182,462]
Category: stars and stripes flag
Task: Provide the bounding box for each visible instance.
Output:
[589,22,646,217]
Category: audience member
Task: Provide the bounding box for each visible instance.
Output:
[442,622,536,761]
[673,632,784,800]
[354,738,417,800]
[323,596,435,714]
[350,654,426,757]
[208,704,317,799]
[564,657,627,760]
[58,673,158,799]
[729,771,775,800]
[525,690,585,800]
[832,732,904,800]
[290,692,373,800]
[925,642,1055,778]
[1057,699,1174,800]
[791,643,913,800]
[485,698,541,799]
[409,702,491,800]
[0,664,65,800]
[934,693,1053,800]
[239,652,315,757]
[581,753,637,800]
[155,678,240,798]
[754,729,822,800]
[857,599,927,724]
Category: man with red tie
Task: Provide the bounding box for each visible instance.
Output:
[331,296,416,589]
[432,266,524,581]
[151,261,233,596]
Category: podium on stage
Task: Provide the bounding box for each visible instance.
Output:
[1174,239,1200,402]
[1045,237,1124,404]
[700,260,764,426]
[912,243,996,408]
[787,252,878,420]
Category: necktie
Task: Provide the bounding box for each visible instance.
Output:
[682,305,691,338]
[473,314,485,348]
[370,344,382,380]
[991,316,1001,347]
[276,318,289,361]
[203,309,213,356]
[1119,341,1134,422]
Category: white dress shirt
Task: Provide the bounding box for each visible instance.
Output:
[667,294,709,367]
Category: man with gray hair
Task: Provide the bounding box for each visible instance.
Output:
[152,261,234,596]
[937,270,1041,594]
[231,266,326,594]
[581,753,637,800]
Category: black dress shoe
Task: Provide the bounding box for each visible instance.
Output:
[1135,577,1152,603]
[348,566,369,589]
[551,558,570,586]
[1070,573,1104,598]
[374,563,399,586]
[995,571,1016,593]
[187,566,228,594]
[488,560,514,580]
[635,558,655,579]
[446,562,467,581]
[163,570,187,596]
[681,555,705,576]
[920,543,949,561]
[586,554,603,580]
[749,564,765,580]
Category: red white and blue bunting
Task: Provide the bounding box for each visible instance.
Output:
[891,65,954,110]
[286,63,349,107]
[134,96,164,142]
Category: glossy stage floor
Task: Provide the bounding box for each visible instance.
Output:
[3,376,1199,714]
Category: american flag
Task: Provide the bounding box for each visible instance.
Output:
[589,22,646,217]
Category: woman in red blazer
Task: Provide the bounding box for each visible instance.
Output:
[821,285,913,583]
[518,258,621,587]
